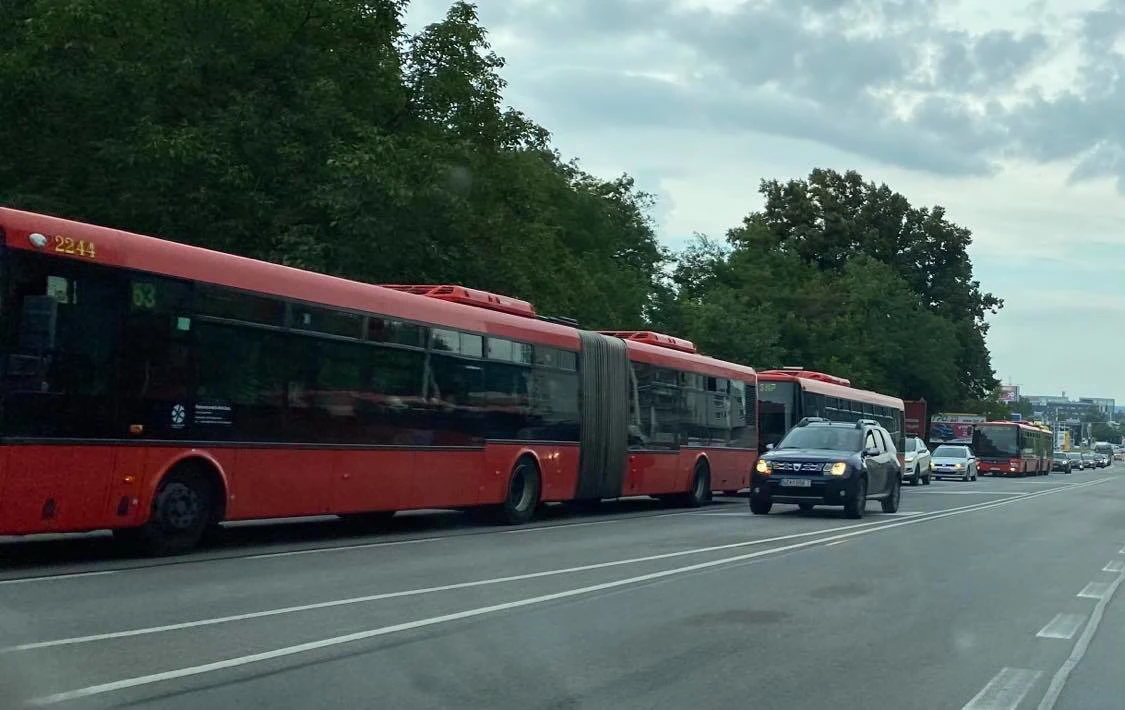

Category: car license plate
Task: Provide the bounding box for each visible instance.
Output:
[780,478,811,487]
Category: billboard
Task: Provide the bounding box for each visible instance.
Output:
[929,413,985,444]
[999,385,1020,403]
[904,400,927,437]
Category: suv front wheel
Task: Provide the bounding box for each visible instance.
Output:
[844,477,866,519]
[881,476,901,513]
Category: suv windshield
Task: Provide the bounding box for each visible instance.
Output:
[777,426,863,451]
[1067,453,1082,460]
[933,445,967,458]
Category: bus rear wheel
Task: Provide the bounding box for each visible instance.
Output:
[498,458,541,525]
[118,467,215,556]
[671,461,710,508]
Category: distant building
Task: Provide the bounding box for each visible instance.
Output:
[1080,398,1116,416]
[1027,398,1099,424]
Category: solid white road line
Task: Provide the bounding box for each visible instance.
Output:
[962,667,1042,710]
[1103,560,1124,573]
[246,536,445,559]
[1077,582,1111,600]
[13,478,1112,656]
[250,508,730,556]
[1036,613,1086,640]
[1038,566,1125,710]
[915,491,1029,496]
[0,571,116,586]
[27,478,1114,705]
[3,518,898,653]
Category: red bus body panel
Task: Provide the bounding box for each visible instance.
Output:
[0,208,757,536]
[974,421,1052,476]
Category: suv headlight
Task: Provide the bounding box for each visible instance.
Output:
[756,459,771,474]
[822,461,848,476]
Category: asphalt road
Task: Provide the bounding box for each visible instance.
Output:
[2,466,1124,710]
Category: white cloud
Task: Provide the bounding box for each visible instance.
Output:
[406,0,1125,402]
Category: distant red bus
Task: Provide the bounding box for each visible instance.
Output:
[0,208,759,554]
[972,421,1053,476]
[756,368,906,463]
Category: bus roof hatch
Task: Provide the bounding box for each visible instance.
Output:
[380,284,537,319]
[758,369,852,387]
[599,331,697,353]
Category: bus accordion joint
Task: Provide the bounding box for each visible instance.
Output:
[379,284,537,319]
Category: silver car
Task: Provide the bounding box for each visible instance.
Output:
[902,436,932,486]
[931,444,977,481]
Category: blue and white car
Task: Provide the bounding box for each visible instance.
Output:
[902,437,932,486]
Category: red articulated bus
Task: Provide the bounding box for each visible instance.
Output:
[756,367,906,463]
[0,208,759,554]
[972,421,1053,476]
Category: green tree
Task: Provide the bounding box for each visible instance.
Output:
[0,0,666,329]
[1090,422,1120,443]
[754,168,1002,400]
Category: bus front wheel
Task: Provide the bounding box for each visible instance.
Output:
[118,467,215,556]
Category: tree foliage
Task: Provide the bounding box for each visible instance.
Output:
[0,3,1002,406]
[653,169,1001,411]
[0,0,666,328]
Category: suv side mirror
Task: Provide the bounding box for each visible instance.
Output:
[863,446,879,457]
[765,443,775,450]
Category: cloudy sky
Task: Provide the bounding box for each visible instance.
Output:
[406,0,1125,405]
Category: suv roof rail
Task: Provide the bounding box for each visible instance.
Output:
[855,419,878,428]
[796,417,830,427]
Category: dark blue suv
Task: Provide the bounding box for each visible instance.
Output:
[749,418,901,518]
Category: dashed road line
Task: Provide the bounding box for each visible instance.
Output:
[1038,566,1125,710]
[1103,560,1124,573]
[1077,582,1111,600]
[1036,613,1086,640]
[962,667,1042,710]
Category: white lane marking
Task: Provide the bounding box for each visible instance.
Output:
[1118,547,1125,555]
[689,512,753,517]
[12,478,1113,654]
[1077,582,1111,600]
[28,479,1114,704]
[1036,613,1086,640]
[0,571,116,586]
[3,518,898,653]
[1038,566,1125,710]
[825,540,846,547]
[500,508,706,533]
[962,667,1042,710]
[246,536,444,559]
[1103,560,1124,573]
[252,508,723,555]
[915,491,1028,496]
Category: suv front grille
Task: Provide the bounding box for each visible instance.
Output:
[771,462,824,472]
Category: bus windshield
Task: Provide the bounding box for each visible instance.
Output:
[758,381,797,452]
[974,426,1019,458]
